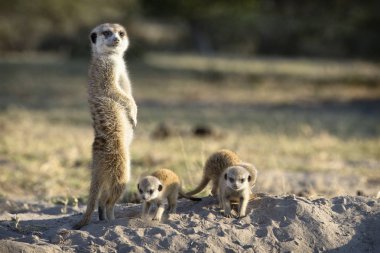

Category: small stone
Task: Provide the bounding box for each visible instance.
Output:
[51,234,63,244]
[332,204,346,214]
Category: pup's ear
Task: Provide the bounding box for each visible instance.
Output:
[248,175,252,182]
[158,185,163,192]
[90,32,97,44]
[224,173,227,180]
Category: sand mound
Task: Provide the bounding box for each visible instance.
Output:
[0,194,379,252]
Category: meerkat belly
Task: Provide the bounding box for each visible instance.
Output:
[91,101,131,151]
[118,108,133,147]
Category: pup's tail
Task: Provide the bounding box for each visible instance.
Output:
[179,190,202,201]
[185,175,210,197]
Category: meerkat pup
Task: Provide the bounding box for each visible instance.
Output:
[219,165,257,218]
[137,168,201,222]
[186,149,242,197]
[73,23,137,229]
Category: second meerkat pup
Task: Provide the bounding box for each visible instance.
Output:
[187,149,257,197]
[219,165,257,218]
[74,23,137,229]
[137,168,201,222]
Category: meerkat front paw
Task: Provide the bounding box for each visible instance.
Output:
[223,211,233,218]
[127,114,137,129]
[152,216,161,221]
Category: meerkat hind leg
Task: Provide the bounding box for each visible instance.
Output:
[98,192,108,221]
[167,189,178,213]
[106,182,126,221]
[211,182,219,196]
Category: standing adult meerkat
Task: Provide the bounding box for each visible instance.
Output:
[186,149,242,197]
[218,165,257,218]
[137,168,201,222]
[74,23,137,229]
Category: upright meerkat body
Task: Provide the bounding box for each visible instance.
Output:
[186,149,242,197]
[74,23,137,229]
[219,165,257,218]
[137,168,200,222]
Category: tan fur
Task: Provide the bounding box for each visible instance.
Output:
[74,23,137,229]
[218,165,257,218]
[138,168,200,222]
[186,149,242,197]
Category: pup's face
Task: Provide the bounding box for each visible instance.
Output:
[137,176,163,202]
[90,23,129,55]
[224,166,251,191]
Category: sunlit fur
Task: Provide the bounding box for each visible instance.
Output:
[73,23,137,229]
[91,23,129,56]
[225,166,251,191]
[186,149,258,198]
[219,165,258,218]
[137,168,200,222]
[186,149,242,197]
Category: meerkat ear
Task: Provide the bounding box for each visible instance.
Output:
[90,33,97,44]
[158,185,163,192]
[248,175,252,182]
[224,173,227,180]
[137,184,140,191]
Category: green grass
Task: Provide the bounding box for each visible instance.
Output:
[0,53,379,201]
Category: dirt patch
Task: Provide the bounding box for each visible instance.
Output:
[0,194,379,252]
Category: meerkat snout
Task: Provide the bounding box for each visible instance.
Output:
[224,168,251,191]
[137,177,163,202]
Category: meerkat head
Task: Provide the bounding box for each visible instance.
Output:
[137,176,163,202]
[224,166,251,191]
[89,23,129,56]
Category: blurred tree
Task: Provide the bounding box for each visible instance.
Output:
[140,0,258,54]
[0,0,138,56]
[140,0,380,58]
[0,0,379,59]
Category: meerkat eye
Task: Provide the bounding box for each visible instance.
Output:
[240,179,245,183]
[138,189,143,194]
[229,177,234,183]
[149,189,154,195]
[102,31,111,37]
[119,31,125,37]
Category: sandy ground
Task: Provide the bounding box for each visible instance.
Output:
[0,193,379,253]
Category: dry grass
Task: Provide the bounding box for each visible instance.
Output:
[0,53,379,201]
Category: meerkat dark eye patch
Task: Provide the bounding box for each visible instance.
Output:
[102,30,112,37]
[158,185,163,192]
[149,189,154,194]
[119,31,125,37]
[229,177,234,183]
[90,33,97,44]
[240,179,245,183]
[248,175,252,182]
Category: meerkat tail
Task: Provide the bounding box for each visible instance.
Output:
[185,176,210,196]
[178,190,202,201]
[73,179,102,230]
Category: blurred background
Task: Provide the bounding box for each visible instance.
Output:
[0,0,379,205]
